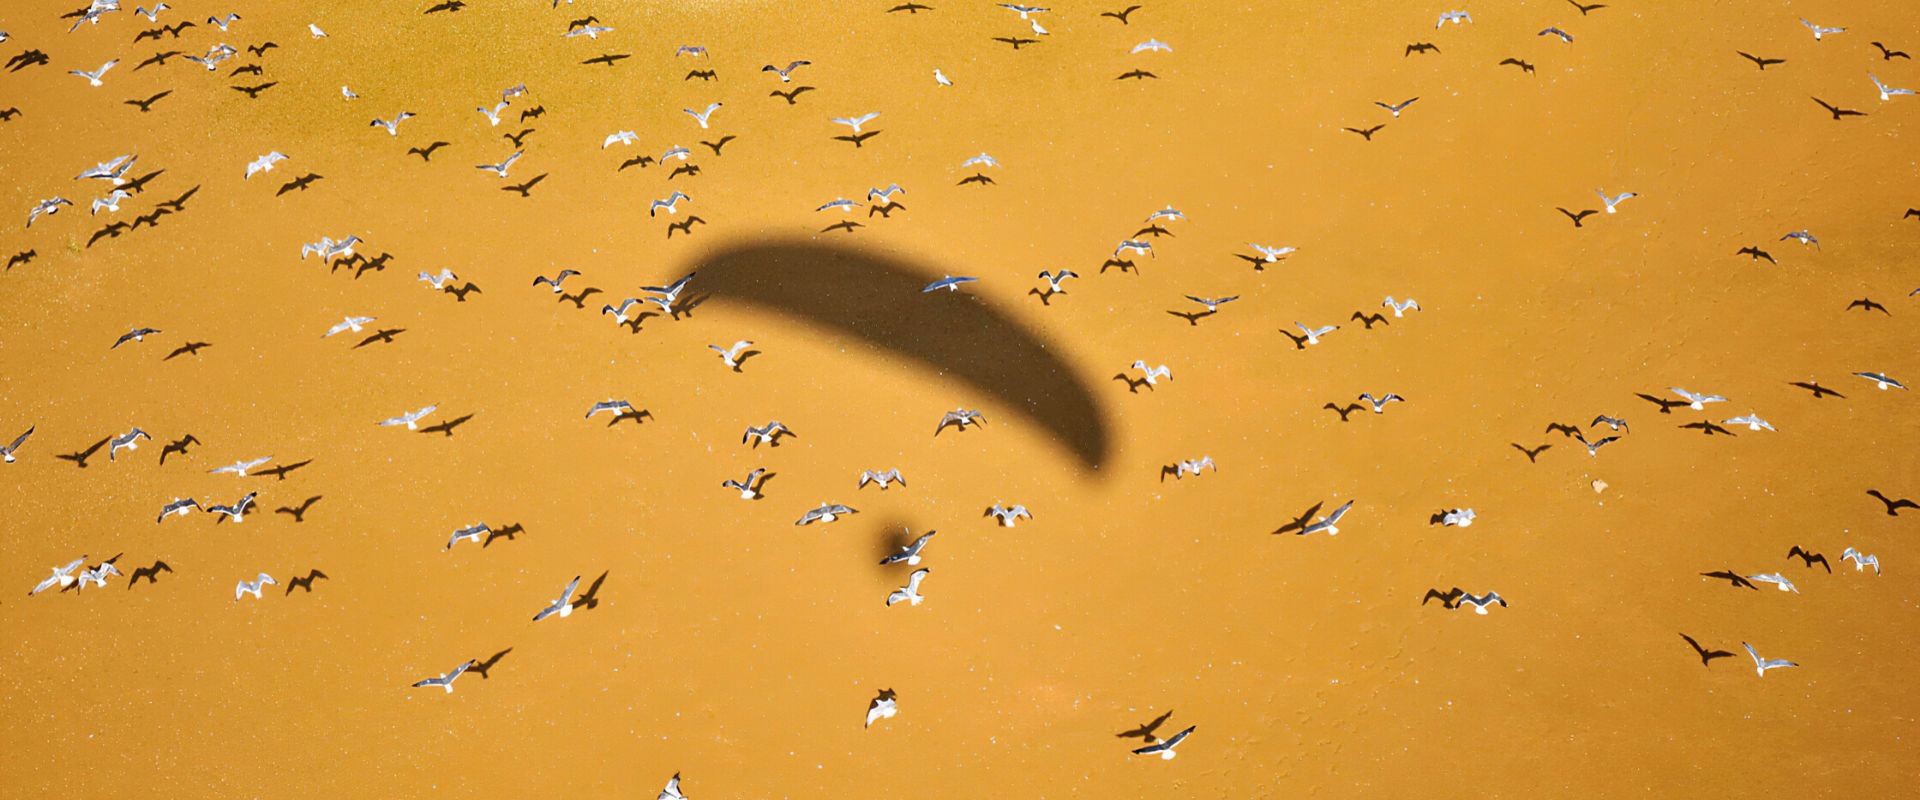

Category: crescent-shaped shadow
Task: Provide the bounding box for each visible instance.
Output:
[686,238,1110,472]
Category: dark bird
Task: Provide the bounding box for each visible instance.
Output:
[1558,207,1598,227]
[246,41,278,56]
[1867,489,1918,517]
[1405,42,1440,56]
[1812,96,1865,120]
[6,249,37,271]
[231,81,278,99]
[1116,708,1174,741]
[284,569,329,594]
[1102,5,1141,23]
[1847,298,1890,315]
[1786,546,1831,573]
[1679,633,1734,667]
[1871,41,1910,60]
[685,69,716,81]
[700,135,736,155]
[230,63,262,76]
[504,128,535,147]
[275,172,322,196]
[1737,51,1785,70]
[1499,57,1535,74]
[1422,587,1464,608]
[6,50,51,72]
[1700,570,1759,590]
[582,53,630,67]
[127,560,174,586]
[770,85,815,104]
[501,174,547,197]
[407,141,449,161]
[1568,0,1606,14]
[520,105,546,122]
[163,340,210,360]
[157,433,199,465]
[424,0,466,13]
[1343,124,1384,141]
[888,1,933,11]
[135,50,182,70]
[1736,246,1775,263]
[1115,69,1157,80]
[1511,443,1551,462]
[275,495,321,523]
[1788,380,1843,399]
[995,36,1039,50]
[124,90,171,112]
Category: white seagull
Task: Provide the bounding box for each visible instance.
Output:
[796,502,857,526]
[585,399,635,419]
[1301,499,1355,535]
[1375,97,1418,117]
[709,340,754,370]
[208,456,272,476]
[986,504,1031,527]
[91,189,131,215]
[683,102,722,128]
[244,152,287,179]
[30,556,88,595]
[1133,725,1195,759]
[603,130,638,149]
[1359,392,1405,413]
[476,101,508,127]
[1742,642,1798,676]
[420,269,458,289]
[446,523,491,550]
[108,427,150,461]
[830,112,880,134]
[70,60,117,86]
[1799,18,1844,41]
[1747,572,1799,593]
[923,275,978,293]
[1440,508,1476,527]
[865,692,898,727]
[650,192,690,217]
[1870,74,1916,102]
[1,425,32,463]
[380,405,438,430]
[532,575,581,621]
[1596,189,1636,213]
[533,269,579,293]
[206,491,258,523]
[1382,297,1421,316]
[370,112,417,136]
[880,531,935,565]
[1249,243,1296,262]
[234,572,276,600]
[1722,413,1775,432]
[886,568,931,606]
[1132,39,1172,53]
[1457,591,1506,614]
[1038,269,1078,292]
[411,659,476,693]
[1435,10,1471,27]
[1668,387,1726,410]
[475,150,524,178]
[1293,322,1339,346]
[721,467,766,500]
[936,409,987,434]
[1131,361,1172,386]
[1842,547,1880,575]
[1854,371,1906,390]
[325,316,376,337]
[860,468,906,489]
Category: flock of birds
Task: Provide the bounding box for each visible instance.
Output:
[4,0,1916,790]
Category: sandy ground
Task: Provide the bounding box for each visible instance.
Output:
[2,0,1917,797]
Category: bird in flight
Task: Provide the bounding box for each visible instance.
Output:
[865,691,898,728]
[880,531,936,565]
[30,556,88,596]
[1779,229,1820,249]
[244,151,287,179]
[936,409,987,434]
[380,405,438,430]
[475,101,508,126]
[446,523,492,550]
[1722,413,1774,432]
[1132,39,1172,54]
[532,575,582,621]
[1375,97,1418,117]
[709,340,753,370]
[1249,243,1295,262]
[1,425,33,463]
[475,150,524,178]
[1799,18,1844,41]
[886,568,931,607]
[923,275,978,293]
[585,400,635,419]
[1842,547,1880,575]
[235,572,276,601]
[742,421,792,446]
[986,504,1031,527]
[650,191,690,217]
[762,60,809,81]
[859,468,905,490]
[533,269,579,292]
[831,112,879,134]
[412,659,476,693]
[1456,591,1506,614]
[207,491,258,523]
[1596,189,1636,213]
[684,102,722,128]
[325,316,376,337]
[108,427,152,461]
[1130,360,1172,386]
[1037,269,1078,293]
[1870,74,1915,101]
[370,111,416,136]
[1173,456,1215,478]
[1742,642,1798,677]
[209,456,273,476]
[1300,499,1355,535]
[1292,322,1339,346]
[70,60,117,86]
[1538,27,1573,43]
[795,502,857,526]
[1435,10,1472,27]
[1382,297,1420,317]
[112,326,162,349]
[1359,392,1405,413]
[1186,295,1238,313]
[1854,371,1906,390]
[1668,387,1726,410]
[1132,725,1195,759]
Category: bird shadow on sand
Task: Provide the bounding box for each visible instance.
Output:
[419,413,475,437]
[1324,402,1363,422]
[354,328,405,348]
[255,459,312,480]
[1167,308,1216,326]
[1278,330,1310,349]
[834,130,881,147]
[1235,253,1284,271]
[445,282,483,302]
[558,286,603,308]
[1634,393,1688,414]
[1100,258,1137,274]
[158,433,200,465]
[1681,420,1735,436]
[1271,501,1324,535]
[470,647,513,679]
[56,436,111,469]
[606,409,654,427]
[570,571,608,612]
[285,568,329,594]
[1116,709,1175,742]
[164,341,211,360]
[1351,311,1389,330]
[479,522,526,548]
[1111,374,1154,394]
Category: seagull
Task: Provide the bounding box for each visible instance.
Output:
[1441,508,1476,527]
[341,86,358,100]
[675,45,709,58]
[380,405,438,430]
[684,102,722,128]
[1382,297,1421,317]
[1800,18,1844,41]
[308,22,326,37]
[1742,642,1798,677]
[244,151,287,179]
[1146,205,1186,223]
[936,409,987,433]
[865,692,898,727]
[860,468,906,489]
[986,504,1031,527]
[532,575,581,621]
[649,191,690,217]
[77,154,137,184]
[868,184,907,205]
[998,3,1048,18]
[209,456,272,476]
[70,60,116,86]
[28,197,74,227]
[476,101,508,126]
[817,198,863,212]
[1779,230,1819,250]
[1591,415,1629,432]
[796,502,857,526]
[1174,456,1215,478]
[886,568,931,606]
[1457,591,1506,614]
[533,269,579,293]
[1249,243,1296,262]
[603,130,638,149]
[721,467,766,500]
[1037,270,1078,292]
[1854,371,1907,390]
[136,4,171,22]
[1539,27,1573,42]
[564,24,613,38]
[207,12,241,31]
[1132,38,1172,53]
[1131,361,1171,386]
[206,491,258,523]
[585,400,635,419]
[1,425,34,463]
[1186,295,1238,312]
[1576,433,1620,456]
[830,112,880,134]
[1722,413,1775,432]
[662,145,692,161]
[1668,387,1726,410]
[881,531,935,565]
[370,112,416,136]
[109,427,151,460]
[475,150,523,178]
[325,316,376,337]
[961,153,999,169]
[419,269,458,289]
[709,340,753,369]
[934,68,952,86]
[234,573,276,600]
[1596,189,1636,213]
[601,298,644,324]
[75,562,121,591]
[1842,547,1880,574]
[1870,74,1916,101]
[1300,499,1355,535]
[1747,572,1799,593]
[1375,97,1418,117]
[1435,10,1472,27]
[31,557,87,595]
[743,421,791,445]
[762,60,809,81]
[642,271,697,303]
[1293,322,1339,345]
[412,659,476,693]
[446,523,491,550]
[1358,392,1405,413]
[1114,240,1155,258]
[112,327,161,348]
[923,275,978,293]
[1132,725,1194,759]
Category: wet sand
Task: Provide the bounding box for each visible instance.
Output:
[2,1,1916,797]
